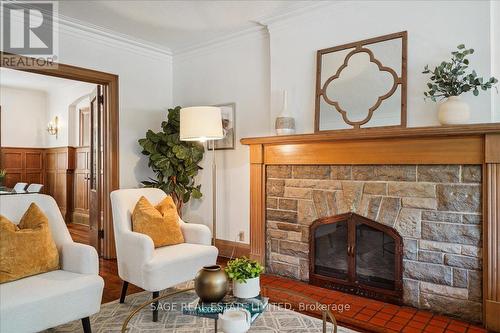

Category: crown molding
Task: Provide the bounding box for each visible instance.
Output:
[3,1,172,59]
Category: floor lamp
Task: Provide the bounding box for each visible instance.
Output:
[179,106,224,245]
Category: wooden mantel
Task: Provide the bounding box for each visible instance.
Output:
[241,123,500,331]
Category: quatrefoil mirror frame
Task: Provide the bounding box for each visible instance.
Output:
[314,31,407,132]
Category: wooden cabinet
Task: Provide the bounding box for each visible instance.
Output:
[73,147,90,225]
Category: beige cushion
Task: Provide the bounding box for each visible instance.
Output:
[131,196,184,248]
[0,203,60,284]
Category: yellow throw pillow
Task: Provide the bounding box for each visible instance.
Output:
[131,196,184,248]
[0,203,60,284]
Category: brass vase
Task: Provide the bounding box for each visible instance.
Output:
[194,265,228,302]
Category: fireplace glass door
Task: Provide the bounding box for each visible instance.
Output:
[310,213,403,304]
[355,223,395,290]
[314,219,349,280]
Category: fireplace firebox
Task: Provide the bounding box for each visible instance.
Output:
[309,212,403,304]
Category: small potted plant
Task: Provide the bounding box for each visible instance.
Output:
[225,257,264,299]
[423,44,498,125]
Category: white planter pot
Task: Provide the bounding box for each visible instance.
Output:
[233,277,260,299]
[437,96,470,125]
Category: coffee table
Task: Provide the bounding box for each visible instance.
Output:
[121,284,338,333]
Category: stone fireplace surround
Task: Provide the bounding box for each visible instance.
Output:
[241,125,500,331]
[265,164,482,322]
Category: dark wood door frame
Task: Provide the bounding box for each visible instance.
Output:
[1,52,119,259]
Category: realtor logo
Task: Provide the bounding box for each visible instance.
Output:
[1,1,57,56]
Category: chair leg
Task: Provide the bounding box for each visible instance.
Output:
[120,281,129,303]
[152,291,160,322]
[81,317,91,333]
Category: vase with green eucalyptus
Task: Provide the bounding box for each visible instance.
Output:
[138,106,205,214]
[423,44,498,125]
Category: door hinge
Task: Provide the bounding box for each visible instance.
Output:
[98,94,104,105]
[98,229,105,239]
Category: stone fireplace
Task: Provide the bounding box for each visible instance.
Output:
[265,164,482,321]
[242,126,500,330]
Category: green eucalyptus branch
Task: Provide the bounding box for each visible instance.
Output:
[138,106,204,214]
[422,44,498,102]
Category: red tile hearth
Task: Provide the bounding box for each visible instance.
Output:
[260,274,486,333]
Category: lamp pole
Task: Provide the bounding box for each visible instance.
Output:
[211,140,217,245]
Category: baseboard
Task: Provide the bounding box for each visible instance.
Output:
[215,239,250,258]
[485,300,500,332]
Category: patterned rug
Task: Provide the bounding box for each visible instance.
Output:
[45,283,358,333]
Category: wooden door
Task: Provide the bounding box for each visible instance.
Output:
[89,86,104,254]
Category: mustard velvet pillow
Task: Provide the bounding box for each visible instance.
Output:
[0,203,60,284]
[131,196,184,248]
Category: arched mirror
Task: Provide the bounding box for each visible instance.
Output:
[315,31,407,132]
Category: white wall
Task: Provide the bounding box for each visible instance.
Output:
[0,86,47,147]
[173,0,498,243]
[173,30,271,243]
[45,82,94,147]
[492,0,500,122]
[268,0,493,132]
[52,24,173,188]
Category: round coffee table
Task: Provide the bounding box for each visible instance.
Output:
[121,284,338,333]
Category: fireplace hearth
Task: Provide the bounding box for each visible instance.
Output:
[310,212,403,304]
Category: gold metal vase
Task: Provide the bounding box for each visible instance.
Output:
[194,265,228,302]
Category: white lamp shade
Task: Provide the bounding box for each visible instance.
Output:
[180,106,224,141]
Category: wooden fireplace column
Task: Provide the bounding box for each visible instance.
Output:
[485,134,500,331]
[242,124,500,331]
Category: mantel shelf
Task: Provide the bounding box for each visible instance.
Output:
[240,123,500,145]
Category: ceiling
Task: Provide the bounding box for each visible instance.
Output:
[58,1,318,51]
[0,67,94,93]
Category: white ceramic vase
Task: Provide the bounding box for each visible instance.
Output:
[233,277,260,299]
[437,96,470,125]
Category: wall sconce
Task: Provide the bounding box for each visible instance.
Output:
[47,116,59,139]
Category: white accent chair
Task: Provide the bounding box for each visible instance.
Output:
[26,183,44,193]
[0,194,104,333]
[110,188,218,321]
[12,182,28,193]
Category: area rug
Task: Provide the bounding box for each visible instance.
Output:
[45,283,358,332]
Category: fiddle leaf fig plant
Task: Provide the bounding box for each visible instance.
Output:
[225,257,264,283]
[138,106,204,213]
[423,44,498,102]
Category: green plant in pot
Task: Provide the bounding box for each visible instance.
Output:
[138,106,205,214]
[225,257,264,299]
[423,44,498,125]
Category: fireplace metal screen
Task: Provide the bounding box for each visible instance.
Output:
[309,213,403,304]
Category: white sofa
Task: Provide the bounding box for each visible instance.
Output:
[0,194,104,333]
[110,188,218,321]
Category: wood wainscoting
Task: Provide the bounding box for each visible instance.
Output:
[0,147,45,188]
[1,146,76,222]
[45,147,75,221]
[241,123,500,331]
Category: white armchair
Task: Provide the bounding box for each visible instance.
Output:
[110,188,218,321]
[0,194,103,333]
